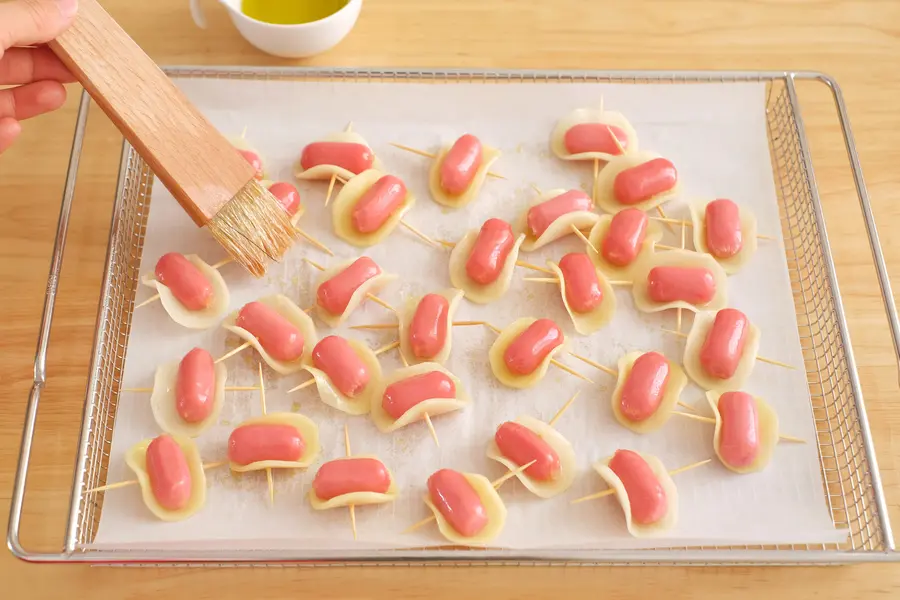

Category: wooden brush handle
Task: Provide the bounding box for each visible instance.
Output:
[48,0,256,226]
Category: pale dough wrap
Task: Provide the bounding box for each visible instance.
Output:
[228,412,320,473]
[593,451,679,538]
[630,249,728,314]
[149,359,227,438]
[260,178,305,226]
[487,317,568,390]
[706,391,779,474]
[302,339,383,416]
[610,351,688,434]
[587,214,664,279]
[293,131,384,181]
[314,258,398,328]
[398,288,464,365]
[141,254,230,330]
[229,136,267,180]
[683,310,761,392]
[222,294,318,375]
[485,415,577,499]
[423,472,507,546]
[593,151,681,214]
[514,189,600,252]
[428,143,501,208]
[448,230,525,305]
[308,455,399,510]
[331,169,417,248]
[547,260,616,335]
[124,434,206,522]
[549,107,639,161]
[688,200,760,275]
[370,362,470,433]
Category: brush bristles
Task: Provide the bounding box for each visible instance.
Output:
[207,180,297,277]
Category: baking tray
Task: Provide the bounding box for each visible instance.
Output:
[7,67,899,565]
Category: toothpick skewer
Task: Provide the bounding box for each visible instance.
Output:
[548,391,580,427]
[527,276,630,286]
[215,342,252,364]
[438,239,555,275]
[344,424,358,540]
[258,364,275,506]
[482,322,593,384]
[394,347,438,445]
[671,411,805,443]
[350,320,486,331]
[571,225,599,255]
[402,460,537,534]
[656,206,677,234]
[571,459,712,504]
[86,461,228,494]
[323,122,353,207]
[661,329,797,370]
[303,258,395,312]
[677,221,686,332]
[398,220,440,247]
[294,228,335,256]
[592,159,600,205]
[136,256,236,309]
[389,142,505,179]
[650,216,774,241]
[373,340,401,356]
[121,386,259,393]
[567,351,695,412]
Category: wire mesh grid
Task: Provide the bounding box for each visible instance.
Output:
[66,68,887,563]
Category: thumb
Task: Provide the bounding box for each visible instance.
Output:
[0,0,78,50]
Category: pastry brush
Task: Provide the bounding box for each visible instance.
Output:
[48,0,295,277]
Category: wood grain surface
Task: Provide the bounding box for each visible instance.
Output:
[2,0,900,597]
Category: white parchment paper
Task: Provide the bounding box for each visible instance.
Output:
[89,78,847,551]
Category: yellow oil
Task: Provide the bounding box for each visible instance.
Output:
[241,0,348,25]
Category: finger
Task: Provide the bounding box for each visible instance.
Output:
[0,80,67,120]
[0,118,23,154]
[0,46,74,84]
[0,0,78,49]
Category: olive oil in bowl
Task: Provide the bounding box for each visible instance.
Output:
[241,0,349,25]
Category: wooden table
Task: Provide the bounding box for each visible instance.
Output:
[2,0,900,596]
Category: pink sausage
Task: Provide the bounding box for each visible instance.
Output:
[300,141,374,175]
[312,457,392,500]
[145,434,192,511]
[351,174,407,234]
[619,351,670,422]
[704,198,743,258]
[408,293,450,359]
[503,318,564,376]
[612,158,677,205]
[268,181,302,217]
[311,335,371,398]
[717,391,760,468]
[154,252,213,311]
[227,423,304,466]
[439,133,483,195]
[526,190,593,238]
[558,252,603,313]
[427,469,488,537]
[382,371,456,420]
[601,208,649,267]
[317,256,382,316]
[564,123,629,155]
[607,449,668,525]
[237,149,263,180]
[465,218,516,285]
[494,421,560,481]
[175,347,216,424]
[646,266,716,305]
[699,308,749,380]
[236,301,304,362]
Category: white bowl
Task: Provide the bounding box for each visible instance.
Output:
[190,0,362,59]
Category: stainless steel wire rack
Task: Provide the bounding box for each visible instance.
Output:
[7,68,899,565]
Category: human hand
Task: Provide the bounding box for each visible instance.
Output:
[0,0,78,153]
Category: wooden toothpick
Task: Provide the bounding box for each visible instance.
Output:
[373,340,401,356]
[661,328,797,371]
[571,458,712,504]
[86,461,228,494]
[398,220,440,247]
[650,216,774,241]
[423,413,440,447]
[389,142,505,179]
[350,320,485,331]
[656,205,677,234]
[303,258,395,312]
[677,221,686,332]
[672,411,806,443]
[592,159,600,204]
[258,363,275,506]
[215,342,252,364]
[344,424,358,541]
[294,227,335,256]
[323,122,353,207]
[570,225,599,254]
[548,391,580,427]
[121,385,259,393]
[287,378,315,393]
